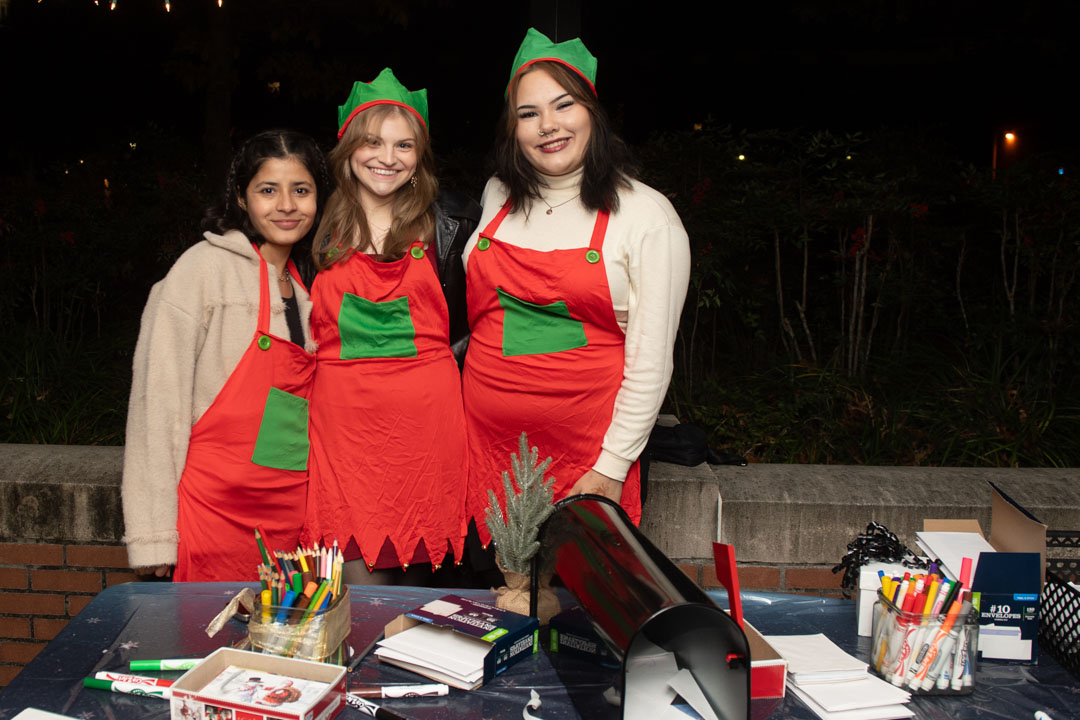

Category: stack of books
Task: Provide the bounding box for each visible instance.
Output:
[765,634,913,720]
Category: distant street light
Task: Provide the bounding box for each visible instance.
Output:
[992,130,1018,180]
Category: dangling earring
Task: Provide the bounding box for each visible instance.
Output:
[410,175,418,188]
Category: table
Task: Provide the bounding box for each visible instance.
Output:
[0,583,1075,720]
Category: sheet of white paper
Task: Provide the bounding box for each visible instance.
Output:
[377,623,489,676]
[624,637,679,720]
[13,710,79,720]
[763,634,868,675]
[915,531,994,580]
[373,645,484,684]
[667,668,719,720]
[371,649,482,690]
[793,675,910,712]
[791,685,914,720]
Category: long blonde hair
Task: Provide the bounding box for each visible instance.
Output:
[313,104,437,269]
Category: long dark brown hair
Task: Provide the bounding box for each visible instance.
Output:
[493,61,633,214]
[201,129,330,286]
[313,105,437,269]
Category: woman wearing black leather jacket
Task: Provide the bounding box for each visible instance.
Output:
[432,190,480,365]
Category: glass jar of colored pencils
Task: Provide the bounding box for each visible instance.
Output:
[248,586,351,662]
[870,589,978,694]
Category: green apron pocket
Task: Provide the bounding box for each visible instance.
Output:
[338,293,418,359]
[497,287,587,356]
[251,387,309,471]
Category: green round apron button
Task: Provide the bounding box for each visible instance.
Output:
[585,249,601,264]
[411,246,425,259]
[258,336,272,351]
[477,237,491,251]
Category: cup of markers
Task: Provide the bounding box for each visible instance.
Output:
[870,588,978,695]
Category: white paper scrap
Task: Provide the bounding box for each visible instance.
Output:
[522,688,545,720]
[666,668,718,720]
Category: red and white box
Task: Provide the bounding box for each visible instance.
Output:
[713,542,788,699]
[170,648,345,720]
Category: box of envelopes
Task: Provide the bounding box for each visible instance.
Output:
[917,482,1046,663]
[547,606,620,667]
[377,595,539,690]
[169,647,345,720]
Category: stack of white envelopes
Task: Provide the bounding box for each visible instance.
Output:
[764,634,913,720]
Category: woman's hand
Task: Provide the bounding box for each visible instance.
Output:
[566,469,623,504]
[135,565,173,578]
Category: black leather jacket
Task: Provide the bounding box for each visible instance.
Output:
[432,190,482,366]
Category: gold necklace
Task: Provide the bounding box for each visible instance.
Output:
[541,193,580,215]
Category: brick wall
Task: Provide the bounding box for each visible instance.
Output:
[0,541,134,687]
[679,561,844,598]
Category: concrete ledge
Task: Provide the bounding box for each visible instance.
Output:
[0,445,124,543]
[639,462,1080,564]
[2,444,1079,570]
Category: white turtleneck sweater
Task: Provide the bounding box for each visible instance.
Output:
[462,168,691,481]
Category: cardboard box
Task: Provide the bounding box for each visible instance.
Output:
[921,482,1046,663]
[170,648,345,720]
[381,594,539,689]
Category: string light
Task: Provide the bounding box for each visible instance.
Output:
[110,1,117,9]
[164,1,170,11]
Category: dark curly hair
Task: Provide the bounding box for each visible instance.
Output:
[493,61,634,214]
[202,129,331,286]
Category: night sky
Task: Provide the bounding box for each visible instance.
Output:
[2,0,1078,173]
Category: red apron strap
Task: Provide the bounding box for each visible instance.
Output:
[589,210,610,251]
[255,247,271,335]
[286,258,307,294]
[481,200,513,237]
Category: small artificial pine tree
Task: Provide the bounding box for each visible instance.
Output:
[484,432,557,575]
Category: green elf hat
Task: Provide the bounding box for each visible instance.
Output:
[337,68,429,139]
[506,27,598,98]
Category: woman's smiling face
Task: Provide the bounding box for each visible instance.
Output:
[348,110,419,204]
[241,155,317,249]
[513,67,592,177]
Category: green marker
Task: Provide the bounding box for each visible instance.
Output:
[130,658,201,671]
[83,677,171,698]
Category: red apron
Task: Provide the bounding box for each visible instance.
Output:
[303,242,467,570]
[175,253,314,581]
[463,203,641,546]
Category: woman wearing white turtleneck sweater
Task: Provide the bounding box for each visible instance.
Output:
[461,29,690,544]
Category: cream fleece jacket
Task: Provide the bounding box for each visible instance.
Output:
[463,170,691,481]
[121,230,313,570]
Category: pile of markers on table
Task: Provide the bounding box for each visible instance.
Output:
[869,557,976,694]
[255,525,344,621]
